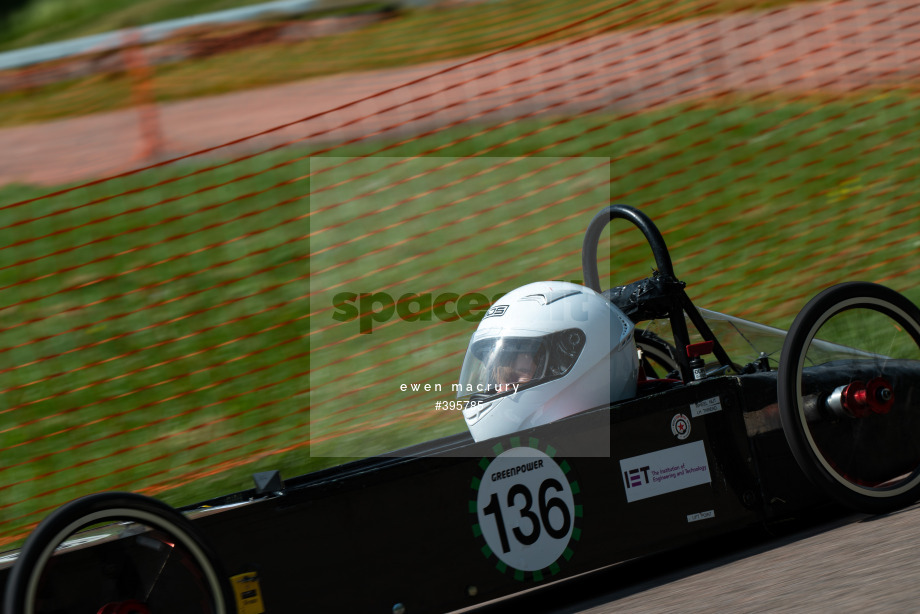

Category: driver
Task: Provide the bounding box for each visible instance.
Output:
[457,281,638,442]
[493,350,541,393]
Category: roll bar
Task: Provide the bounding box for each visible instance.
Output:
[581,205,738,381]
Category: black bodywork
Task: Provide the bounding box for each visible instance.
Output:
[0,372,824,612]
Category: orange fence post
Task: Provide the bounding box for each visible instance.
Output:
[122,29,165,162]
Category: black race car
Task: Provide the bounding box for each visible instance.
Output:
[3,205,919,614]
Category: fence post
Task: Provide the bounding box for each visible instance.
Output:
[122,29,164,162]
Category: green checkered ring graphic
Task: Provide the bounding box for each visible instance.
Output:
[469,437,582,582]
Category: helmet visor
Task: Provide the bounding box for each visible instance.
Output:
[457,329,586,401]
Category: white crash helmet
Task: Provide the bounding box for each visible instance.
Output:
[457,281,638,442]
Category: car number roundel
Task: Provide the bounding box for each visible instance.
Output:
[470,440,582,580]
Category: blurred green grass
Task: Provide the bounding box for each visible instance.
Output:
[1,88,919,548]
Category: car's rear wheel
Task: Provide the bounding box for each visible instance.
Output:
[3,492,235,614]
[778,282,920,514]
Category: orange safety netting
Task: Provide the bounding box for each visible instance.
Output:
[1,0,919,548]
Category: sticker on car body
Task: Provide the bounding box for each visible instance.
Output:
[471,439,582,581]
[690,395,722,417]
[671,413,690,439]
[687,510,715,523]
[619,440,711,503]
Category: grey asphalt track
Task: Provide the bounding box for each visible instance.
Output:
[460,505,920,613]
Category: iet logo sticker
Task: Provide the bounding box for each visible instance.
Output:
[618,441,712,503]
[623,466,650,488]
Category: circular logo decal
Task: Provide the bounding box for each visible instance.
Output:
[671,413,690,439]
[471,439,581,581]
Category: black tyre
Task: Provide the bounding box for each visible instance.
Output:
[778,282,920,514]
[3,492,235,614]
